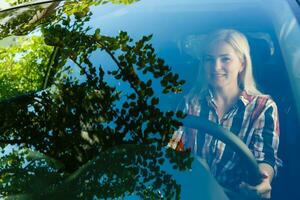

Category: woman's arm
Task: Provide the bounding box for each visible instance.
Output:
[240,97,281,199]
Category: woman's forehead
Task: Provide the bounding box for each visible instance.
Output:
[204,41,238,57]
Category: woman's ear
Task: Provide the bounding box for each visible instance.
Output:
[239,60,246,73]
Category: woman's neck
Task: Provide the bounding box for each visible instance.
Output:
[211,85,241,118]
[212,85,241,104]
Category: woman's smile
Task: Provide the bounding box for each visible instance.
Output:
[210,72,227,81]
[211,73,226,77]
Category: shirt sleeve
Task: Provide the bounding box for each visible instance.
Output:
[251,99,282,175]
[167,127,185,151]
[167,98,199,151]
[167,99,188,151]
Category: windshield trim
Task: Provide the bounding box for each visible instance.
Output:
[0,0,63,13]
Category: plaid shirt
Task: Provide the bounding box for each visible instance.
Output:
[168,90,281,188]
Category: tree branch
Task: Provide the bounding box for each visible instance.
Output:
[43,47,59,89]
[96,41,143,98]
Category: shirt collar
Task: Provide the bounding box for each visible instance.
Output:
[239,90,254,106]
[203,89,253,108]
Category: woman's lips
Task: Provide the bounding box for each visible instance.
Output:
[211,73,226,77]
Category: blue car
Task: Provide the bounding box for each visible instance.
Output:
[0,0,299,199]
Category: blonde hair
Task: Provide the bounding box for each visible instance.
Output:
[186,29,261,104]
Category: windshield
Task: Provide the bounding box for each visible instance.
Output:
[0,0,299,199]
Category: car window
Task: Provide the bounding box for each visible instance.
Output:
[0,0,299,199]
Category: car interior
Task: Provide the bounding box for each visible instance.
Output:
[153,11,299,200]
[92,1,300,198]
[1,0,300,199]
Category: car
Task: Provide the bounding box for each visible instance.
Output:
[0,0,300,199]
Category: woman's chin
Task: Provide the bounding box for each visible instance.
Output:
[209,81,226,89]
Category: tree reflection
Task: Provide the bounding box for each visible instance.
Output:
[0,36,53,98]
[0,0,192,199]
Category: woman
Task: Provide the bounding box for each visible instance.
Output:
[168,29,281,199]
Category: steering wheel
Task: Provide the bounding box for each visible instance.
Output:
[182,115,263,196]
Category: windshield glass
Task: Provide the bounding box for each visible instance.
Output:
[0,0,299,199]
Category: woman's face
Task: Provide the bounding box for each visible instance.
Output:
[203,41,244,91]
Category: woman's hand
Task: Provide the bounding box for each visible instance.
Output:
[239,163,274,199]
[239,171,271,199]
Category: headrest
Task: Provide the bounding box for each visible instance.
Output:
[247,33,274,63]
[181,32,274,62]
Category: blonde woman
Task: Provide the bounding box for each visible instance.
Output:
[168,29,281,199]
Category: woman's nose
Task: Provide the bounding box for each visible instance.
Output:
[212,59,222,71]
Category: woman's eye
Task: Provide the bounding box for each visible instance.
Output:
[221,57,231,62]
